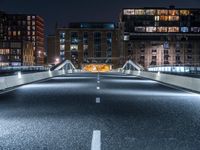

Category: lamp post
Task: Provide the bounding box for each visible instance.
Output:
[55,58,60,64]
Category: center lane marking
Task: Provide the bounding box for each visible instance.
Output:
[91,130,101,150]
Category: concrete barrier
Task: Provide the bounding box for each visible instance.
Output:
[125,70,200,92]
[0,70,67,91]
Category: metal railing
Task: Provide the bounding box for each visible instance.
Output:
[148,65,200,74]
[0,66,49,71]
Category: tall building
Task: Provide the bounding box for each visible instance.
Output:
[48,22,121,68]
[120,6,200,68]
[0,40,34,66]
[0,11,45,66]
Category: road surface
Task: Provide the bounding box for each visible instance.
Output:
[0,72,200,150]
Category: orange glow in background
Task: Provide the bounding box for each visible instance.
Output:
[83,64,111,72]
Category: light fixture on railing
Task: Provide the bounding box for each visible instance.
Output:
[18,71,22,78]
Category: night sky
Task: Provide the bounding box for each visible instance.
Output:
[1,0,200,36]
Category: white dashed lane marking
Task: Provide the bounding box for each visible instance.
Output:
[96,97,100,103]
[91,130,101,150]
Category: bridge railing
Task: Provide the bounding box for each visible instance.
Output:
[0,60,79,91]
[0,70,64,91]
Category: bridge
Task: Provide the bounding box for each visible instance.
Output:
[0,60,200,150]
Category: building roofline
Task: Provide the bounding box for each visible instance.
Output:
[122,7,200,10]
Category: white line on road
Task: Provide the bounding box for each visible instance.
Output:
[97,80,100,83]
[91,130,101,150]
[97,86,100,90]
[96,97,100,103]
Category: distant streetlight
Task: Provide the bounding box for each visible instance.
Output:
[55,58,60,64]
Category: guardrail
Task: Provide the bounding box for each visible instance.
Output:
[123,70,200,93]
[0,69,74,91]
[0,66,49,71]
[148,65,200,73]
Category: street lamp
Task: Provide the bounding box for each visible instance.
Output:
[55,58,60,64]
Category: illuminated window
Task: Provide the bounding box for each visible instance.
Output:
[71,32,78,44]
[155,22,159,26]
[60,45,65,50]
[70,45,78,51]
[13,31,16,36]
[160,16,168,21]
[27,21,31,26]
[169,16,179,21]
[60,51,65,56]
[169,10,179,16]
[168,27,179,32]
[107,32,112,57]
[135,27,145,32]
[32,36,35,41]
[60,39,65,44]
[146,9,156,15]
[157,10,168,15]
[155,16,159,21]
[32,31,35,35]
[135,9,145,15]
[27,26,31,30]
[123,9,134,15]
[83,45,88,50]
[32,26,35,30]
[157,27,168,32]
[191,27,200,32]
[0,49,10,55]
[180,10,190,16]
[32,21,35,25]
[163,42,169,49]
[18,31,21,36]
[32,16,35,19]
[146,27,156,32]
[27,16,31,20]
[181,27,189,32]
[60,32,65,39]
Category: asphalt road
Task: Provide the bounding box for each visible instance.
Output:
[0,72,200,150]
